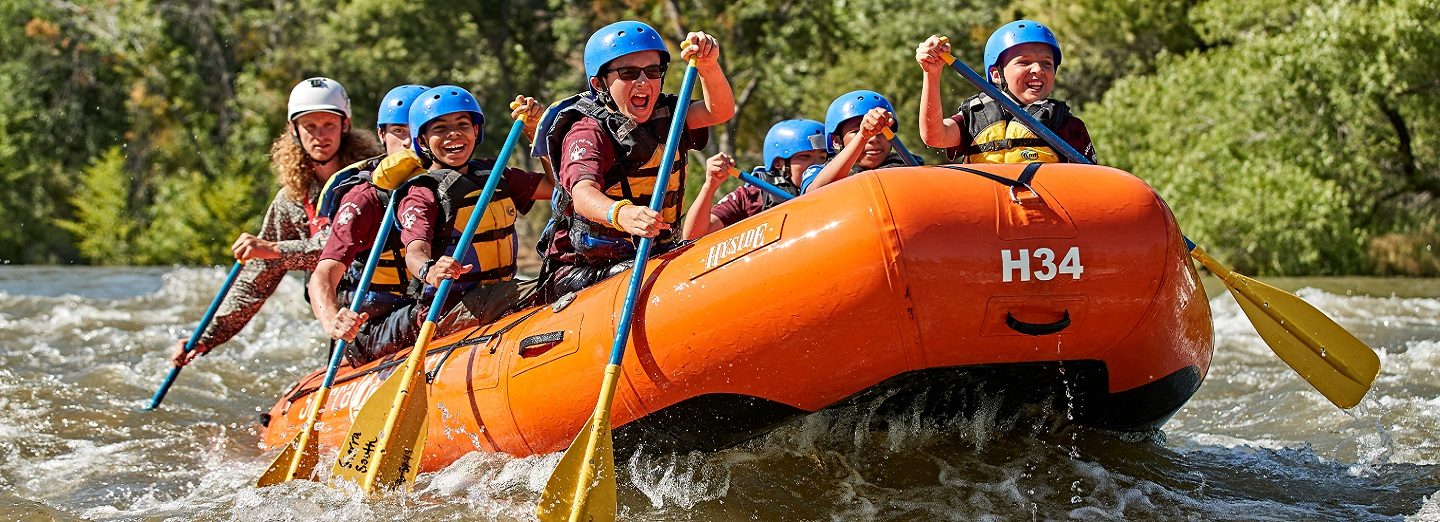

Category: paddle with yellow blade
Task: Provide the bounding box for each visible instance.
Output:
[146,260,244,410]
[934,38,1379,408]
[537,58,702,522]
[255,151,427,487]
[328,111,532,494]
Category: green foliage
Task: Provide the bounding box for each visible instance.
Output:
[58,148,136,264]
[0,0,131,262]
[3,0,1435,275]
[1007,0,1204,107]
[1091,0,1439,275]
[809,0,996,166]
[141,170,264,265]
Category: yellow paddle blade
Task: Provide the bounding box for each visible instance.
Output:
[331,322,437,494]
[537,410,617,522]
[256,384,334,487]
[330,363,411,488]
[369,380,429,491]
[1194,248,1380,408]
[256,424,320,486]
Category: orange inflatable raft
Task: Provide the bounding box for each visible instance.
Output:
[259,163,1213,471]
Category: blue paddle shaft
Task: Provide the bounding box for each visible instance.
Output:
[945,59,1089,165]
[607,64,700,367]
[945,56,1203,250]
[422,118,529,325]
[737,171,794,202]
[889,135,920,166]
[322,193,402,389]
[146,260,244,410]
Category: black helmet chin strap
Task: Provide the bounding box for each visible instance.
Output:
[596,84,621,113]
[991,70,1025,108]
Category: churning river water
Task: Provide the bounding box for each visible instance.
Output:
[0,265,1437,521]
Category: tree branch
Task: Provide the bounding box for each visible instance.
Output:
[1376,96,1439,198]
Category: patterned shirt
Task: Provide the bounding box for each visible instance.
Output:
[197,186,327,349]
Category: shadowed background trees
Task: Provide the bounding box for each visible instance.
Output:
[1,0,1435,275]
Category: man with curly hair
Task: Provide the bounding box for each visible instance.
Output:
[169,77,382,367]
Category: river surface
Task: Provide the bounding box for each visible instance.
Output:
[0,265,1437,521]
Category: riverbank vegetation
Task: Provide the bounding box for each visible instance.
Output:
[1,0,1434,275]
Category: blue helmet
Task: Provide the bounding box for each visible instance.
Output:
[584,21,671,80]
[823,90,896,153]
[763,119,826,168]
[983,20,1062,81]
[408,85,485,156]
[377,85,429,128]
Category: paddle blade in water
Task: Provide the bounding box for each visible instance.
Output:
[256,425,320,486]
[537,410,617,522]
[369,380,429,490]
[1192,247,1379,408]
[1224,275,1379,408]
[330,367,409,489]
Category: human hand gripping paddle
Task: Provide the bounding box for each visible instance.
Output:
[327,113,531,494]
[537,58,701,522]
[934,38,1379,408]
[145,260,244,410]
[255,151,426,487]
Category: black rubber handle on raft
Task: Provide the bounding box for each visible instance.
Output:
[1005,310,1071,336]
[519,331,565,357]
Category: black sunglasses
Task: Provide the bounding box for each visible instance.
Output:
[604,64,667,81]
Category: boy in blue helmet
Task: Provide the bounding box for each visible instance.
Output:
[307,85,431,365]
[395,87,554,335]
[535,20,734,302]
[915,20,1095,164]
[800,90,910,194]
[681,119,826,239]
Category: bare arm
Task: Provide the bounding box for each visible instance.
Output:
[403,239,435,283]
[680,32,735,129]
[532,157,556,200]
[682,153,734,240]
[308,259,346,336]
[510,94,556,200]
[681,198,725,240]
[805,108,892,193]
[805,142,865,194]
[916,35,963,148]
[571,180,668,238]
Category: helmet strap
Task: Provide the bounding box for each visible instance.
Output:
[596,86,621,113]
[994,75,1025,107]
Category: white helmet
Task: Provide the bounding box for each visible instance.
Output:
[287,77,351,121]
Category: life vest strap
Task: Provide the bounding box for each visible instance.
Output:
[456,265,516,285]
[939,162,1046,190]
[965,137,1052,154]
[471,224,517,244]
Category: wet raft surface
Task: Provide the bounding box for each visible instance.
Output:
[1,268,1437,520]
